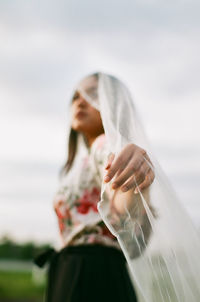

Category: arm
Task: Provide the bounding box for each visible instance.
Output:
[105,184,156,259]
[94,140,156,258]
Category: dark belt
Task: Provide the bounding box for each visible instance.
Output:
[33,248,57,268]
[34,244,125,268]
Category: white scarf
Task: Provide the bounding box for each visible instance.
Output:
[74,72,200,302]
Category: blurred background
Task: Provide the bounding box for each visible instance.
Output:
[0,0,200,301]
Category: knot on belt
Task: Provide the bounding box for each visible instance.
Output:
[33,248,57,268]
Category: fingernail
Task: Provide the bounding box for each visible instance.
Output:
[104,176,110,182]
[121,186,128,192]
[112,183,117,189]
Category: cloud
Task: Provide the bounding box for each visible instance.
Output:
[0,0,200,241]
[1,0,200,33]
[0,199,59,244]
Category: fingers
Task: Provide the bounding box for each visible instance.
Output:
[111,155,146,189]
[105,153,115,170]
[104,145,135,183]
[103,143,155,193]
[120,166,154,194]
[135,169,155,194]
[120,161,151,192]
[120,172,145,193]
[104,155,127,183]
[143,153,154,170]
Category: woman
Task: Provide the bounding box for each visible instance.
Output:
[36,72,200,302]
[37,72,155,302]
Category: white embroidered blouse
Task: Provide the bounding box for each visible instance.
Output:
[53,133,120,250]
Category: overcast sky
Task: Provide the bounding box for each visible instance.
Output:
[0,0,200,245]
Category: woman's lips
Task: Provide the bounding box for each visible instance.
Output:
[75,110,87,118]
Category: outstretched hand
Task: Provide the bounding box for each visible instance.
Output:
[103,143,155,193]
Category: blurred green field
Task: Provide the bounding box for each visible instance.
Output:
[0,269,46,302]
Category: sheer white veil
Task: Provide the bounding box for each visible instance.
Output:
[75,72,200,302]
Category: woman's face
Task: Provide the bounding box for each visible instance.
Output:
[71,76,104,138]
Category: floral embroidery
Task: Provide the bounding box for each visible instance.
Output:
[54,198,72,234]
[53,133,120,249]
[75,187,100,214]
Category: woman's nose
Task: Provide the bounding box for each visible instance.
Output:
[77,95,88,107]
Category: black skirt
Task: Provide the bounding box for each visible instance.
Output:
[44,244,138,302]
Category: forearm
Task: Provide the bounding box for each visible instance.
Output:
[106,183,150,216]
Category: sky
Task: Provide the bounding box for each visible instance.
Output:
[0,0,200,245]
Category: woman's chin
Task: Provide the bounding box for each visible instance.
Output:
[72,123,88,133]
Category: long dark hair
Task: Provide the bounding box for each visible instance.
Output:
[59,72,99,177]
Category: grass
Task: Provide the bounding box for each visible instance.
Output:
[0,270,46,301]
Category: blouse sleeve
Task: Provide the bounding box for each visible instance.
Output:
[91,133,154,259]
[90,133,109,185]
